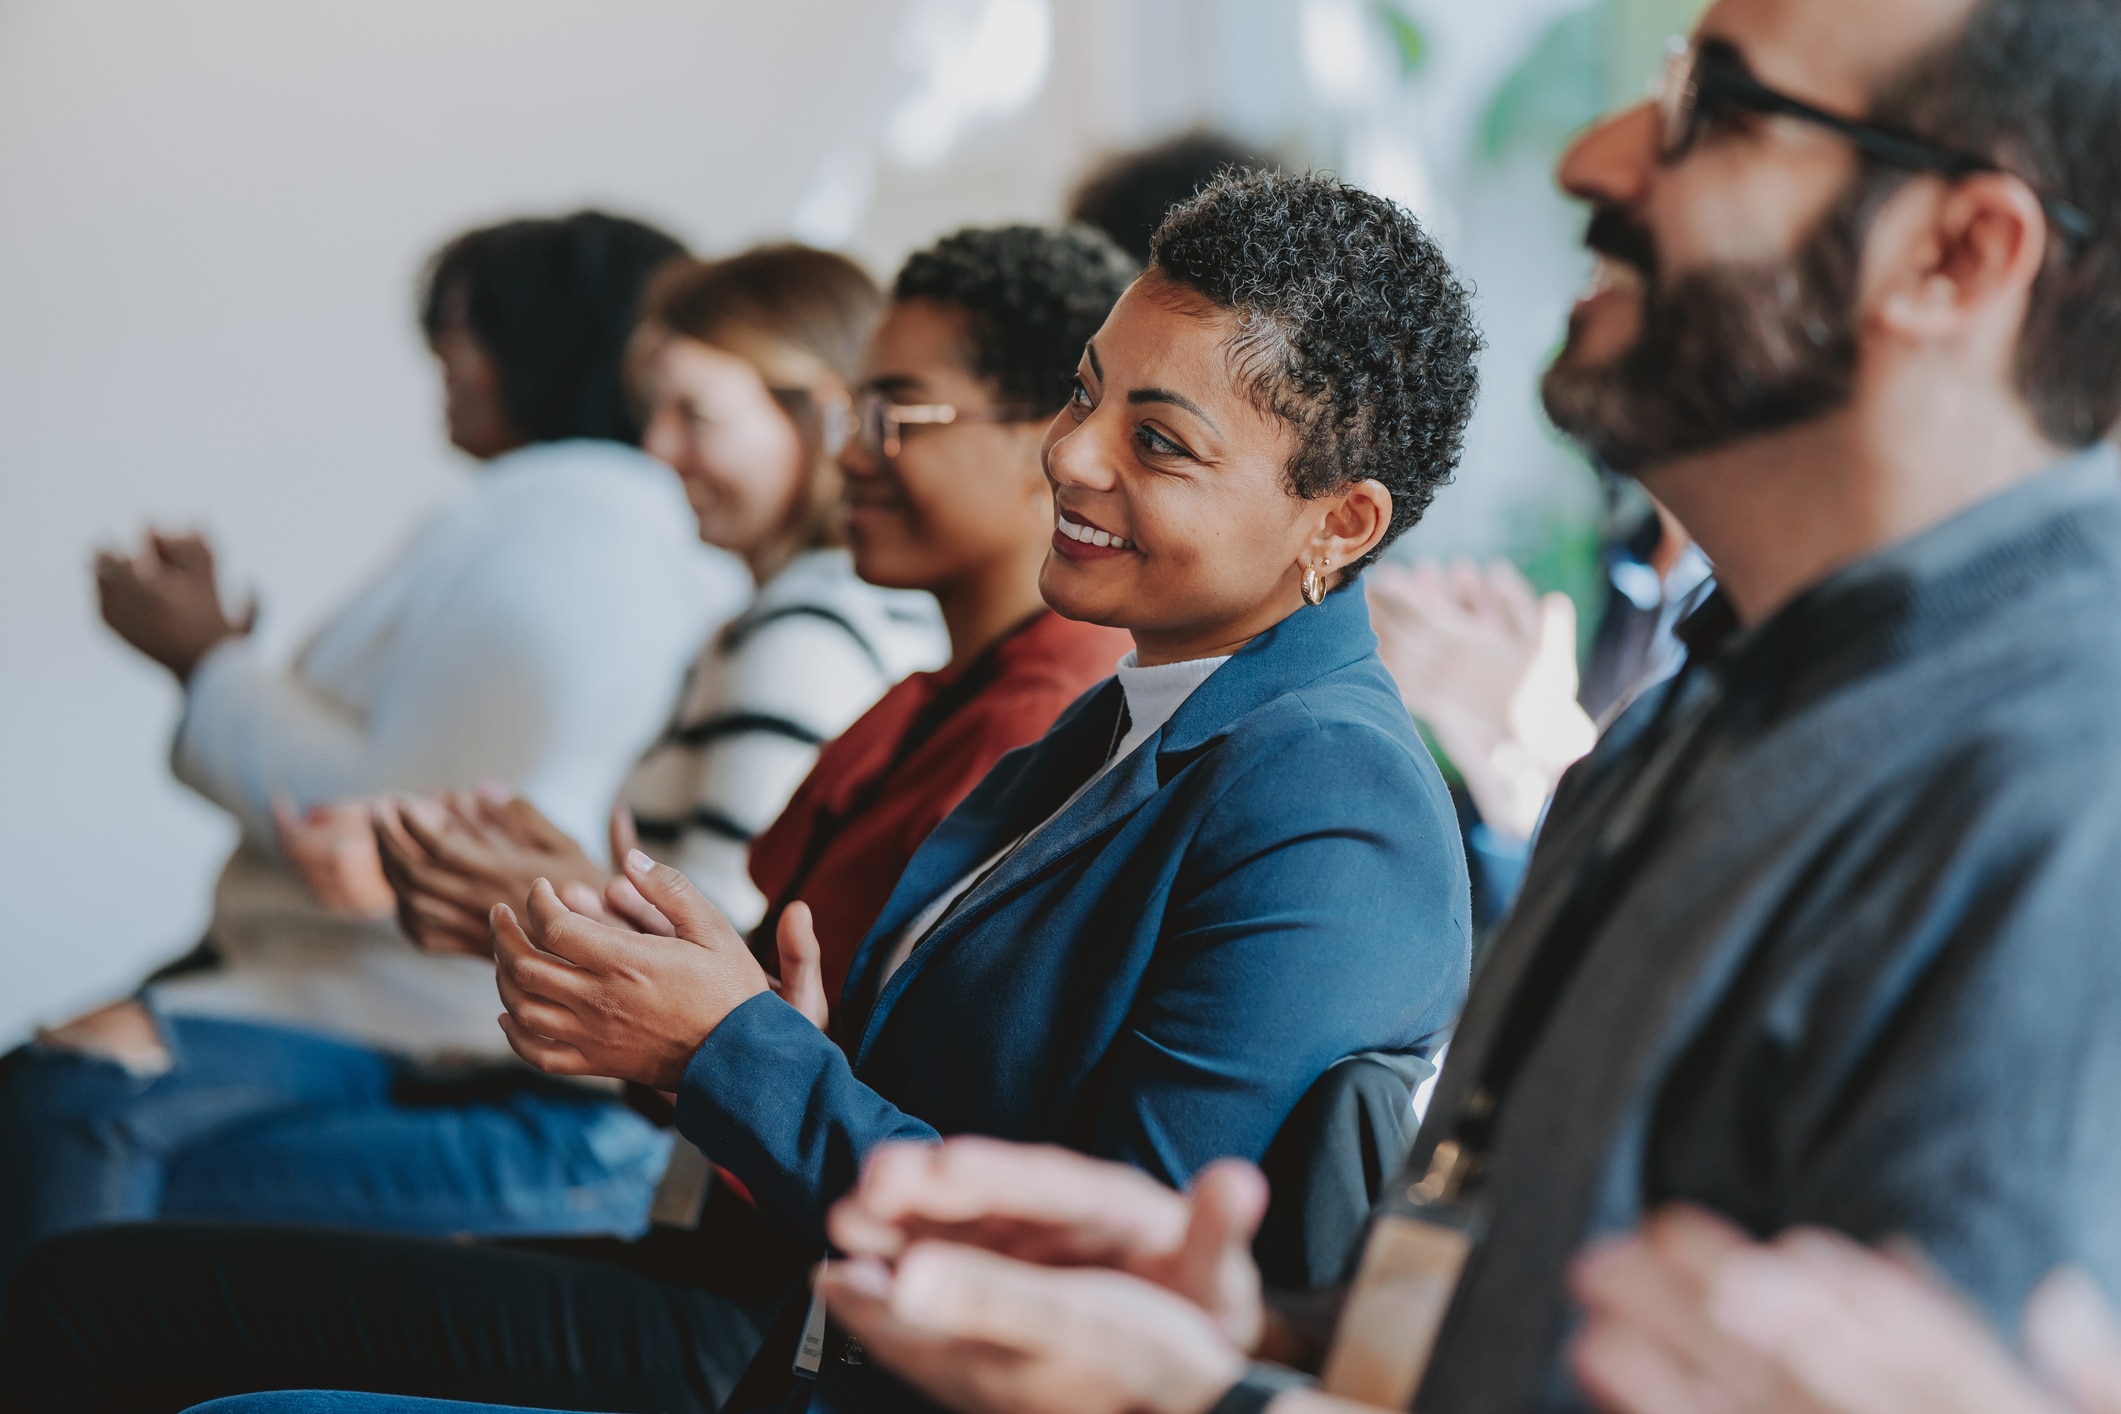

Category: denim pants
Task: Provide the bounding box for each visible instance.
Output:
[0,1011,673,1295]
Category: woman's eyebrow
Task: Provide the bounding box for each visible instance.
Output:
[1127,386,1221,435]
[1085,341,1103,380]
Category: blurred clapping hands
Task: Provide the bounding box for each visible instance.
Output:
[367,789,620,955]
[1367,559,1596,840]
[816,1137,1275,1414]
[93,528,252,681]
[808,1137,2121,1414]
[1571,1206,2121,1414]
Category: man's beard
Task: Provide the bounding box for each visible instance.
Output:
[1542,179,1881,474]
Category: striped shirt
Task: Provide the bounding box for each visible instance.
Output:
[619,548,946,931]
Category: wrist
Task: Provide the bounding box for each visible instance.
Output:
[174,625,245,685]
[1164,1341,1251,1414]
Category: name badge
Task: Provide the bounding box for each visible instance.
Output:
[793,1275,830,1378]
[1320,1141,1487,1410]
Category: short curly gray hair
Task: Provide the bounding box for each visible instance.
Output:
[1149,170,1483,576]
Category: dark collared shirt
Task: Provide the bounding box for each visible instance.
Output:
[1414,446,2121,1412]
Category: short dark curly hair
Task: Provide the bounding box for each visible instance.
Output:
[1149,170,1482,577]
[893,224,1138,414]
[420,210,686,447]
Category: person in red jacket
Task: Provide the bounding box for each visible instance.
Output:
[749,607,1126,1012]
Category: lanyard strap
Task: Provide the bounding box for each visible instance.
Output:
[1437,660,1729,1196]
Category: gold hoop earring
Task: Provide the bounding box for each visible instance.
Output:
[1301,563,1327,607]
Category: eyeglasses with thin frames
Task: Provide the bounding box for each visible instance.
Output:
[1653,36,2095,252]
[850,391,1044,458]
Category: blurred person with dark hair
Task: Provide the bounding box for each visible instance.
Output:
[709,0,2121,1407]
[0,224,1143,1414]
[1069,131,1272,265]
[0,211,746,1289]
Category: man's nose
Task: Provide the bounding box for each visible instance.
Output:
[1558,101,1660,208]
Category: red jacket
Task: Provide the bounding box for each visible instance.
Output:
[748,610,1130,1008]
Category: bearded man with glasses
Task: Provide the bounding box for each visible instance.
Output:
[771,0,2121,1412]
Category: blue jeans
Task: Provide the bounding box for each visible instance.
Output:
[0,1012,673,1293]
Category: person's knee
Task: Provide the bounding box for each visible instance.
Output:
[34,999,173,1076]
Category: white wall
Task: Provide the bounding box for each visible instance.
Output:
[0,0,1600,1045]
[0,0,930,1042]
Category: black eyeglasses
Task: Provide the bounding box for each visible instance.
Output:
[1654,37,2095,250]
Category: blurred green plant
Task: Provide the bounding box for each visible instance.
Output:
[1375,2,1428,77]
[1480,0,1707,163]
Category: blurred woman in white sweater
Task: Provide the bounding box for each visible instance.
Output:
[0,213,748,1283]
[368,247,947,960]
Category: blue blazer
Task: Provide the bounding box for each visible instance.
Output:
[674,583,1471,1239]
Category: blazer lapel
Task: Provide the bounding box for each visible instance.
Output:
[853,730,1165,1064]
[838,680,1124,1022]
[849,584,1385,1060]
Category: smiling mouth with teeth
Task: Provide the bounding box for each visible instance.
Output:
[1056,511,1133,550]
[1588,252,1647,296]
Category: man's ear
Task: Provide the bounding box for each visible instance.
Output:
[1871,172,2048,344]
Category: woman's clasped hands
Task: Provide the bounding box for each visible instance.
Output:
[487,849,835,1089]
[487,851,770,1089]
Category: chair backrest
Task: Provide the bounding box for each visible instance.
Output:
[1251,1050,1433,1290]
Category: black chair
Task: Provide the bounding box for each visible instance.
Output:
[1252,1050,1432,1290]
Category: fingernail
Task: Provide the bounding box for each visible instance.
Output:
[627,849,655,875]
[477,781,512,802]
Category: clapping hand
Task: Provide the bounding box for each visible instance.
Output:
[813,1138,1272,1414]
[1367,559,1595,839]
[490,850,772,1089]
[372,790,610,956]
[1570,1205,2121,1414]
[93,529,252,681]
[274,797,395,918]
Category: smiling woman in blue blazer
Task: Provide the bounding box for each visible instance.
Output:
[487,172,1485,1239]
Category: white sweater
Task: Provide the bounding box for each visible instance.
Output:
[154,439,748,1061]
[619,548,946,931]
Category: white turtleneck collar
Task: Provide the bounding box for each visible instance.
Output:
[1112,649,1231,761]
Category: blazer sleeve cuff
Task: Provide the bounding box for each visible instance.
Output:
[674,991,937,1239]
